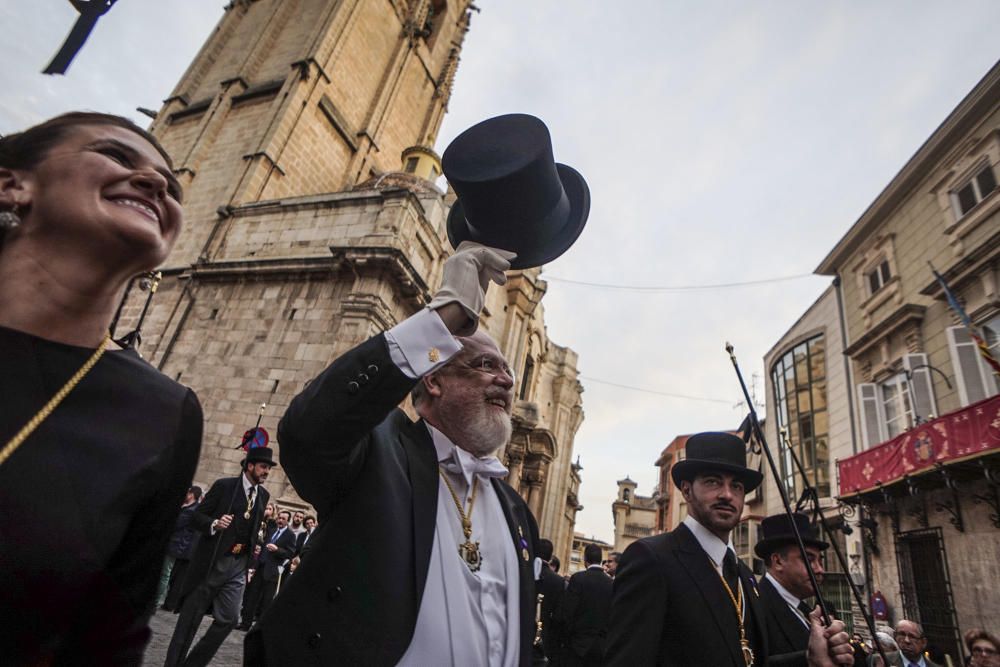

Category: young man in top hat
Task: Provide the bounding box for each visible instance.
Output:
[755,512,830,667]
[604,432,853,667]
[163,446,276,667]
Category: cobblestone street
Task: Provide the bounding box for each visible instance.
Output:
[142,609,245,666]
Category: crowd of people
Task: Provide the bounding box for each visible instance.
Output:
[0,110,996,666]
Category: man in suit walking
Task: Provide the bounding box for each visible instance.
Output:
[163,446,275,667]
[755,512,830,666]
[560,544,613,666]
[239,509,297,630]
[604,432,853,667]
[246,242,544,665]
[536,538,567,665]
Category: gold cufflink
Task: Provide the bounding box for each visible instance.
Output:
[428,348,440,362]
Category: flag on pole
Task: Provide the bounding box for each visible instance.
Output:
[930,263,1000,378]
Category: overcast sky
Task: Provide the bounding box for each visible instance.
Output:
[3,2,999,543]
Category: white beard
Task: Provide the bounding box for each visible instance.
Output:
[449,406,512,457]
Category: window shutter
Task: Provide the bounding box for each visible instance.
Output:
[946,326,989,406]
[857,383,884,448]
[903,353,937,421]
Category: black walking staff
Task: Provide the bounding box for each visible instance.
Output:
[726,342,832,626]
[44,1,119,75]
[777,427,891,667]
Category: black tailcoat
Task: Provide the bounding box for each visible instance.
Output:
[245,334,540,666]
[604,523,768,666]
[759,576,810,667]
[181,475,270,600]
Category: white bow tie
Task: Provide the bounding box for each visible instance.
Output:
[439,448,508,487]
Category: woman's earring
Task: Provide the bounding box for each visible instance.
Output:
[0,206,21,231]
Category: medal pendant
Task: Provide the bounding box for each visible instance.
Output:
[244,510,251,519]
[459,539,482,572]
[740,640,754,667]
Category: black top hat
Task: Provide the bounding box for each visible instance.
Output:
[442,113,590,269]
[671,432,763,492]
[754,512,829,559]
[243,447,278,468]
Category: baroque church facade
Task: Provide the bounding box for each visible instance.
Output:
[113,0,585,564]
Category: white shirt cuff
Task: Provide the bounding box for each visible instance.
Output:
[385,308,463,379]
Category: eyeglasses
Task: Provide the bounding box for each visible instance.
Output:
[972,646,998,655]
[894,631,923,641]
[461,354,515,383]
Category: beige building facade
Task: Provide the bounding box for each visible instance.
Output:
[809,60,1000,661]
[112,0,585,565]
[610,477,657,554]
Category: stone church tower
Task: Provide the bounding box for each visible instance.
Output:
[114,0,585,564]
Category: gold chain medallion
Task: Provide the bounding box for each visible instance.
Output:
[439,469,482,572]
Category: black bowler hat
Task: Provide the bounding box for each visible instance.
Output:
[442,113,590,269]
[671,432,763,492]
[243,446,278,468]
[754,512,829,559]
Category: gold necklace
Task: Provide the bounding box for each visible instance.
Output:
[714,556,754,667]
[0,332,112,468]
[438,468,482,572]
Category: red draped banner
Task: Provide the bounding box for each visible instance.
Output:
[838,394,1000,496]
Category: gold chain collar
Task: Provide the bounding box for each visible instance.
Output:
[438,467,483,572]
[0,333,112,467]
[713,555,754,667]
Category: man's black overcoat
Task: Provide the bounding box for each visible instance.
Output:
[245,334,540,666]
[604,522,769,666]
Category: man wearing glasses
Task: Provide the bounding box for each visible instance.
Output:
[246,242,543,666]
[893,620,941,667]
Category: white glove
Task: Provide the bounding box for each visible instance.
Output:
[427,241,516,332]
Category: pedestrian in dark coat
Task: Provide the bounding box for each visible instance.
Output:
[239,509,297,629]
[535,538,568,665]
[560,544,613,666]
[162,486,203,611]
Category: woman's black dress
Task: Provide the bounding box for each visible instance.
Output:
[0,326,203,665]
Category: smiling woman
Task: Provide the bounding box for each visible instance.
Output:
[0,112,202,665]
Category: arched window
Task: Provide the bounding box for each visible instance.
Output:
[770,335,829,498]
[519,354,535,400]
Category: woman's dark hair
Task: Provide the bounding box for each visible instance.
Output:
[0,111,172,171]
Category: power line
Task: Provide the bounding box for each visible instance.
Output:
[543,273,814,292]
[579,376,733,404]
